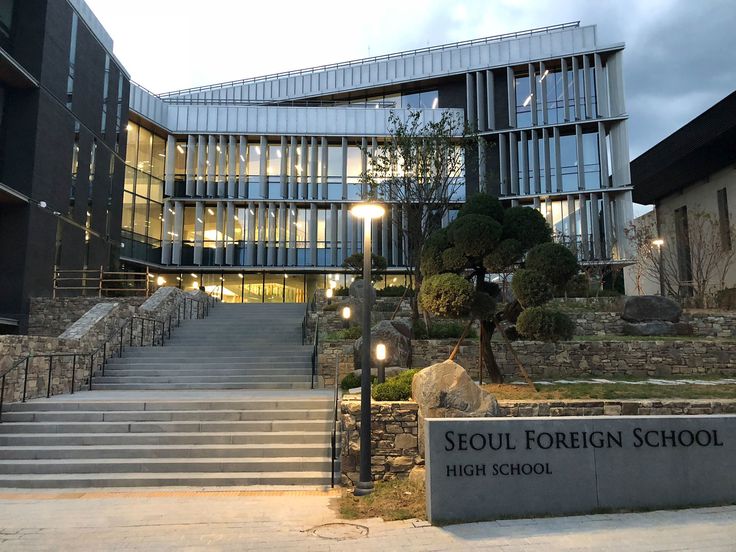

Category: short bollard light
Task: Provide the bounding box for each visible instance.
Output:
[325,287,333,304]
[342,306,351,329]
[376,343,387,383]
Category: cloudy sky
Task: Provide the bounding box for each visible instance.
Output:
[86,0,735,161]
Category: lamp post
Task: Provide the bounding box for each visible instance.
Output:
[653,238,664,296]
[325,287,333,305]
[342,305,351,329]
[376,343,386,384]
[350,201,385,497]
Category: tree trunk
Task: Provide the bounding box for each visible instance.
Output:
[479,319,504,383]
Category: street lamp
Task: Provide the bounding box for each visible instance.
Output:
[653,238,665,296]
[350,200,385,497]
[341,305,351,329]
[325,287,333,305]
[376,343,387,384]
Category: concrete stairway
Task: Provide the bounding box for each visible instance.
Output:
[92,304,314,390]
[0,393,336,488]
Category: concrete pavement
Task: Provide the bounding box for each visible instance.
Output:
[0,489,734,551]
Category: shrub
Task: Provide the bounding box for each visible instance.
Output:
[565,273,591,298]
[516,307,574,342]
[334,287,349,296]
[377,285,414,298]
[525,243,579,293]
[323,303,340,312]
[419,273,474,317]
[412,320,477,339]
[372,369,420,401]
[484,239,523,273]
[341,372,376,391]
[501,207,552,250]
[447,214,502,259]
[715,287,736,310]
[342,253,388,282]
[511,269,552,307]
[324,326,362,341]
[456,193,504,224]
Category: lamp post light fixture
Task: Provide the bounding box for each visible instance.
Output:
[653,238,665,296]
[325,287,333,305]
[376,343,387,384]
[350,200,385,497]
[341,305,351,329]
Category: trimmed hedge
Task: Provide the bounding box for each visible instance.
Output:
[341,372,376,391]
[516,307,574,342]
[511,269,552,307]
[371,369,420,401]
[324,326,362,341]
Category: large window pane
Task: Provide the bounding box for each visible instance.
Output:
[151,134,165,179]
[121,192,134,231]
[137,127,152,174]
[133,195,148,237]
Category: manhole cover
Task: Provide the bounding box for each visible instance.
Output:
[308,522,369,540]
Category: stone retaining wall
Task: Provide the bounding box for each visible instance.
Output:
[340,397,736,484]
[28,297,146,337]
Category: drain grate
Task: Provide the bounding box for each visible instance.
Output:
[307,522,369,540]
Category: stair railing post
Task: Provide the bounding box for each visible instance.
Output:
[102,343,107,375]
[22,356,29,402]
[129,318,134,347]
[46,356,53,398]
[71,354,76,395]
[88,352,94,390]
[0,375,5,423]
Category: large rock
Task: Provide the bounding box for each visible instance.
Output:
[622,321,693,337]
[349,279,376,305]
[354,319,412,369]
[412,360,499,456]
[622,295,682,323]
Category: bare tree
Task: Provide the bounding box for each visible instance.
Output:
[362,110,472,318]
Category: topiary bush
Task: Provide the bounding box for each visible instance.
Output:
[525,242,579,293]
[376,285,413,297]
[324,326,362,341]
[565,273,591,298]
[371,369,420,401]
[419,273,474,317]
[516,307,575,342]
[341,372,377,391]
[511,269,553,307]
[501,207,552,250]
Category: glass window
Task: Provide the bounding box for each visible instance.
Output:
[267,144,281,176]
[515,74,532,128]
[328,145,342,177]
[243,273,263,303]
[124,166,135,193]
[248,143,261,176]
[559,134,578,192]
[148,201,162,241]
[137,127,152,174]
[420,90,438,109]
[133,195,148,237]
[125,123,138,168]
[121,192,134,231]
[346,145,362,182]
[149,176,164,203]
[264,274,285,303]
[183,206,196,242]
[175,142,186,175]
[135,171,150,197]
[582,133,600,190]
[151,135,165,179]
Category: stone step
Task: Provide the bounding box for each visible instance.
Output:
[90,382,313,390]
[122,347,311,355]
[91,375,312,384]
[0,443,332,460]
[96,369,311,377]
[0,419,332,434]
[106,356,310,364]
[0,471,333,488]
[1,408,332,423]
[5,399,332,412]
[0,457,333,474]
[0,431,332,446]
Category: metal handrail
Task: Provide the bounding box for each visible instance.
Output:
[156,22,580,98]
[310,316,319,390]
[330,355,340,488]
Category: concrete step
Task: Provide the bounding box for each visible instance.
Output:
[0,431,332,446]
[0,457,332,474]
[106,356,310,364]
[96,369,311,377]
[90,382,313,390]
[122,347,311,355]
[91,375,312,384]
[5,399,332,412]
[0,443,332,460]
[1,408,332,423]
[0,471,333,488]
[0,419,333,434]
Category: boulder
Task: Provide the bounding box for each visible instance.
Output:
[622,321,693,337]
[412,360,499,456]
[349,278,376,305]
[354,319,412,369]
[622,295,682,323]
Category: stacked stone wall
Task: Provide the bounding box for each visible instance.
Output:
[28,297,146,337]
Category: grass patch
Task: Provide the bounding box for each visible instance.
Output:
[573,335,736,343]
[339,478,425,521]
[324,326,362,341]
[483,383,736,400]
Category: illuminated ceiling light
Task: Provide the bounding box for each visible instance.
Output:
[238,273,244,278]
[169,208,175,214]
[540,69,550,81]
[158,153,165,157]
[177,144,185,154]
[276,150,282,158]
[197,218,203,223]
[216,145,221,153]
[522,94,533,107]
[350,202,385,220]
[254,146,261,155]
[176,276,181,281]
[432,96,438,109]
[249,209,255,215]
[207,208,215,215]
[270,211,275,217]
[291,210,296,216]
[190,273,197,277]
[234,215,239,221]
[126,124,133,131]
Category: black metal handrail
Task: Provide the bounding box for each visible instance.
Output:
[330,355,340,488]
[310,316,319,390]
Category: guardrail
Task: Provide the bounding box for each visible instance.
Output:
[330,355,340,488]
[53,266,151,298]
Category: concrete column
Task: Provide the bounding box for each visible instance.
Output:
[567,195,578,257]
[185,135,195,197]
[279,136,288,199]
[196,135,206,196]
[531,129,540,195]
[528,63,537,127]
[499,133,509,196]
[506,67,516,128]
[257,202,266,265]
[542,128,552,194]
[561,58,570,122]
[579,194,590,261]
[486,69,495,130]
[509,133,519,195]
[475,71,486,131]
[309,203,318,265]
[360,137,368,197]
[572,56,581,121]
[277,203,286,266]
[238,137,247,198]
[246,202,256,266]
[289,137,298,199]
[553,127,562,193]
[172,201,183,264]
[330,203,338,266]
[340,204,348,263]
[583,55,593,119]
[207,135,216,197]
[194,201,204,265]
[598,122,610,188]
[321,137,329,200]
[341,137,348,200]
[575,125,585,191]
[226,202,235,265]
[310,137,318,199]
[300,137,309,199]
[594,53,610,118]
[259,135,268,199]
[520,131,529,195]
[215,201,224,265]
[590,192,602,259]
[217,135,226,197]
[539,61,548,125]
[466,72,477,128]
[288,202,297,266]
[161,200,172,264]
[227,136,236,198]
[267,202,276,266]
[610,121,631,187]
[478,139,487,192]
[615,190,634,259]
[164,135,176,197]
[602,192,613,258]
[391,206,400,266]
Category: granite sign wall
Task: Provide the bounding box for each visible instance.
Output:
[425,416,736,524]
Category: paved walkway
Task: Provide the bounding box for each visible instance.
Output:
[0,489,734,551]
